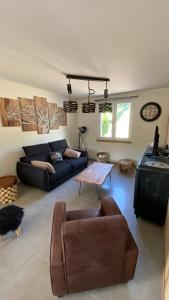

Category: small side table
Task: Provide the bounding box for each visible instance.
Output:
[0,176,19,205]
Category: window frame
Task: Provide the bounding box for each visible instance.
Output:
[98,100,132,142]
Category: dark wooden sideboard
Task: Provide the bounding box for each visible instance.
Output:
[134,148,169,225]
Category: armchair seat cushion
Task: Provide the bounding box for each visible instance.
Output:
[49,162,72,183]
[63,157,87,170]
[67,208,101,221]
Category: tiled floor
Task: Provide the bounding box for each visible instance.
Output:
[0,167,163,300]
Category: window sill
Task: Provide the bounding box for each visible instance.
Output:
[96,139,132,144]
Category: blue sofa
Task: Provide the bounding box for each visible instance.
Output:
[17,139,88,191]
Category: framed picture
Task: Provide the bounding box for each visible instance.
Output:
[58,107,67,126]
[34,96,49,134]
[48,102,59,129]
[0,98,21,127]
[19,97,37,131]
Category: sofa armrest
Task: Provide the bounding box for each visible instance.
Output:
[61,215,128,293]
[16,161,50,191]
[50,202,67,296]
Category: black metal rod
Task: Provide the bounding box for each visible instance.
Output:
[95,95,138,102]
[66,74,110,82]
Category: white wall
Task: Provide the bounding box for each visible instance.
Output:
[0,79,76,176]
[76,87,169,162]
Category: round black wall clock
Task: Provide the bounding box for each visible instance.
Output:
[140,102,161,122]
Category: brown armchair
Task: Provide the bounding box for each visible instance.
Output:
[50,197,138,297]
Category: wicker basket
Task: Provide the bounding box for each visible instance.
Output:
[97,152,109,163]
[0,176,18,205]
[118,159,136,174]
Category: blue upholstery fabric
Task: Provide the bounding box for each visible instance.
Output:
[49,162,72,183]
[49,140,68,155]
[63,157,87,170]
[23,143,51,157]
[18,139,88,192]
[26,154,49,163]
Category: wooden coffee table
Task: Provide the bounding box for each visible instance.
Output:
[74,162,114,200]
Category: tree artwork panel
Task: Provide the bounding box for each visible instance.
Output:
[34,96,49,134]
[48,102,59,130]
[19,97,37,131]
[58,107,67,126]
[0,98,21,127]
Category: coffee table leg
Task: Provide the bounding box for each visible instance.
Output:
[79,182,82,195]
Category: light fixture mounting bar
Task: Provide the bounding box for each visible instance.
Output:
[66,74,110,82]
[95,95,138,102]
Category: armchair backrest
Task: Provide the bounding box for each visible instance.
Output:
[61,215,128,294]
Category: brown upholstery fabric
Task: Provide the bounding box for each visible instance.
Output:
[50,202,67,296]
[66,208,101,221]
[50,198,138,296]
[101,196,122,215]
[124,231,138,281]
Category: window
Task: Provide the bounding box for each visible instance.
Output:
[99,102,132,140]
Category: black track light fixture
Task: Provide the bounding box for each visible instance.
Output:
[99,81,112,113]
[82,81,96,113]
[63,74,110,113]
[63,79,78,113]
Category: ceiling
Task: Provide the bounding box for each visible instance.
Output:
[0,0,169,97]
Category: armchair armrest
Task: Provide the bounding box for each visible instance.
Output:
[50,202,67,296]
[16,161,50,191]
[101,197,122,216]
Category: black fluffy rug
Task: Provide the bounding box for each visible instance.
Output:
[0,205,24,235]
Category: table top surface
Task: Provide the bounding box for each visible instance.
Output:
[74,162,114,185]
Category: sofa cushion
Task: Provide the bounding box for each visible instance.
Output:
[23,143,51,158]
[49,139,68,155]
[31,160,56,174]
[63,157,87,170]
[64,148,81,159]
[49,162,72,183]
[49,151,63,163]
[26,154,49,163]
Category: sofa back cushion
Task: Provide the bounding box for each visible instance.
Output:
[49,139,68,155]
[22,143,51,162]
